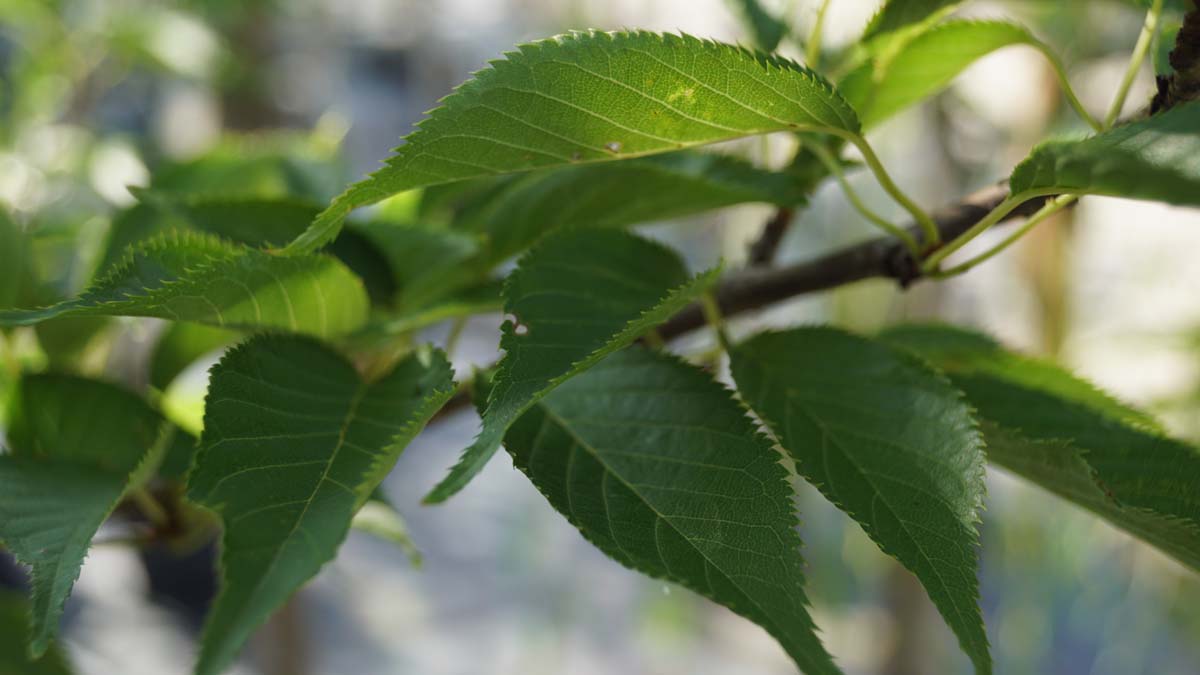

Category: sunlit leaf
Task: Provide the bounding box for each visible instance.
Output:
[287,30,859,253]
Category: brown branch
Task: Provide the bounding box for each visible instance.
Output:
[658,183,1049,341]
[747,207,795,265]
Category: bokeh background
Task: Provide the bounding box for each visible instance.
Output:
[1,0,1199,673]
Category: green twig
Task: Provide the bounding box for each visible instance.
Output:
[921,189,1064,272]
[700,292,733,353]
[834,131,940,246]
[1035,44,1105,132]
[809,143,922,258]
[931,195,1078,278]
[130,488,170,529]
[1105,0,1165,129]
[806,0,832,67]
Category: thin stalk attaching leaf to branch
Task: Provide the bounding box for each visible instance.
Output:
[1034,43,1105,132]
[921,188,1067,272]
[701,291,733,353]
[1106,0,1166,128]
[809,142,922,257]
[815,128,941,246]
[931,194,1078,278]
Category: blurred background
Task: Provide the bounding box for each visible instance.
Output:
[1,0,1199,673]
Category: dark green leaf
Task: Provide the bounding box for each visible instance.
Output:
[730,327,990,674]
[1009,100,1200,205]
[452,151,808,264]
[188,336,454,675]
[0,591,74,675]
[726,0,789,51]
[884,324,1200,572]
[505,347,840,675]
[0,211,34,311]
[350,221,482,309]
[287,30,859,253]
[0,375,165,657]
[0,232,369,337]
[424,229,718,503]
[150,322,239,391]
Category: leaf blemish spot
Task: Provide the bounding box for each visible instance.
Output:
[605,141,623,153]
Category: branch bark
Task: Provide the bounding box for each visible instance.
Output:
[658,183,1048,341]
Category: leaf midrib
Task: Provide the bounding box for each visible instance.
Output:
[215,377,370,637]
[773,380,987,669]
[538,404,800,654]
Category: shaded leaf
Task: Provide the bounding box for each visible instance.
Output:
[726,0,789,51]
[424,229,718,503]
[150,322,239,391]
[453,151,808,264]
[350,221,482,309]
[98,196,396,304]
[730,327,990,674]
[0,232,369,338]
[0,591,74,675]
[1009,100,1200,205]
[287,30,859,253]
[884,324,1200,572]
[0,211,35,311]
[505,347,840,674]
[0,375,165,657]
[188,337,454,675]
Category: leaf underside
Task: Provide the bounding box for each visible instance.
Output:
[187,336,454,675]
[884,324,1200,572]
[0,232,369,337]
[288,29,859,253]
[505,347,841,675]
[0,375,164,658]
[453,151,809,264]
[731,327,991,674]
[1010,100,1200,205]
[424,228,718,503]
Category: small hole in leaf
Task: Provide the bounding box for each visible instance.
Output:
[605,141,623,153]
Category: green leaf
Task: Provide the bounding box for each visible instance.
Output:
[726,0,789,51]
[150,322,239,391]
[504,347,840,675]
[841,21,1052,129]
[861,0,963,43]
[730,327,990,674]
[1009,100,1200,205]
[187,336,454,675]
[0,211,34,311]
[0,591,74,675]
[884,324,1200,572]
[100,195,396,305]
[0,374,165,657]
[453,151,808,264]
[99,196,324,273]
[424,229,718,503]
[351,491,423,566]
[0,232,369,337]
[350,221,482,309]
[286,30,860,253]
